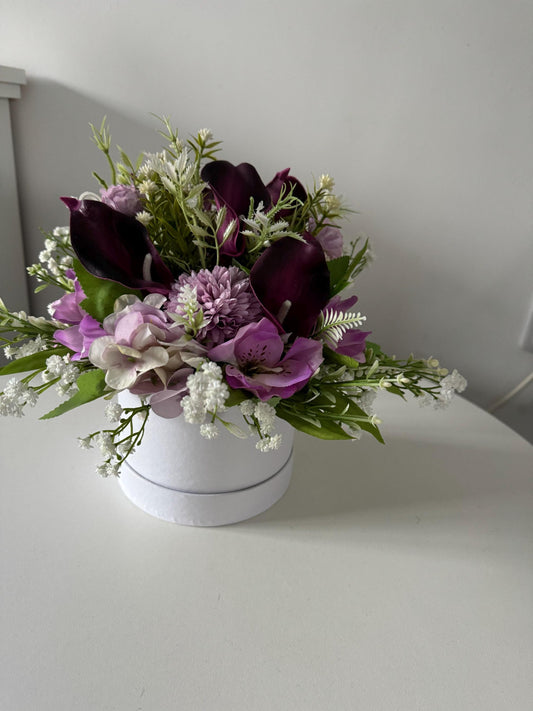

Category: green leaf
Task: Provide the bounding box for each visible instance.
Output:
[327,256,350,296]
[323,345,361,370]
[40,369,107,420]
[277,408,353,440]
[117,146,135,172]
[385,385,406,398]
[348,240,369,273]
[225,388,248,408]
[356,419,385,444]
[73,259,141,322]
[0,348,68,376]
[342,399,385,443]
[365,340,384,357]
[92,171,108,189]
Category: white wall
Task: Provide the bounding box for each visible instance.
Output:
[2,0,532,440]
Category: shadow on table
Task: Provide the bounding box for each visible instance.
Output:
[249,432,528,528]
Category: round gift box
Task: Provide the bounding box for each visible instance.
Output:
[117,392,294,526]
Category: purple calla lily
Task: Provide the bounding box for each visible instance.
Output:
[201,161,271,217]
[61,198,174,293]
[266,168,307,219]
[200,161,272,257]
[250,233,331,337]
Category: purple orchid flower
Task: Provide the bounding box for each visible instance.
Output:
[208,317,323,401]
[51,275,105,360]
[61,198,174,293]
[200,161,272,257]
[250,233,330,337]
[334,329,371,362]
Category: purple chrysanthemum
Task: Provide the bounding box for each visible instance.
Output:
[167,266,263,347]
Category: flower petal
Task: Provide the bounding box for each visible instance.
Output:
[50,280,85,324]
[148,368,193,418]
[232,318,283,368]
[200,161,272,257]
[61,198,174,293]
[266,168,307,218]
[250,233,330,337]
[201,161,271,217]
[334,329,371,362]
[282,336,324,374]
[53,325,84,355]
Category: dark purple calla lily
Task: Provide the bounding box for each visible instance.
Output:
[266,169,307,219]
[200,161,272,257]
[61,198,174,293]
[250,233,331,337]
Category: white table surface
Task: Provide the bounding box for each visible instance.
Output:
[1,383,532,711]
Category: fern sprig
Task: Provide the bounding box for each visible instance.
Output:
[314,308,367,346]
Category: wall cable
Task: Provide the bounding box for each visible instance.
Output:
[488,371,533,413]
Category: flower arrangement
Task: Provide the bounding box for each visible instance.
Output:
[0,118,466,476]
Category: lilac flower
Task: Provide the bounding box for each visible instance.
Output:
[61,198,174,293]
[100,185,143,216]
[312,221,344,260]
[208,317,323,401]
[250,233,330,337]
[51,277,105,360]
[167,266,263,347]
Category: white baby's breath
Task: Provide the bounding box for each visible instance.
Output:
[105,401,123,422]
[183,361,229,426]
[200,423,219,439]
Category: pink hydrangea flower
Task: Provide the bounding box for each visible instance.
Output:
[315,224,343,260]
[309,219,343,260]
[144,368,193,418]
[100,184,142,216]
[208,317,323,401]
[89,295,204,398]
